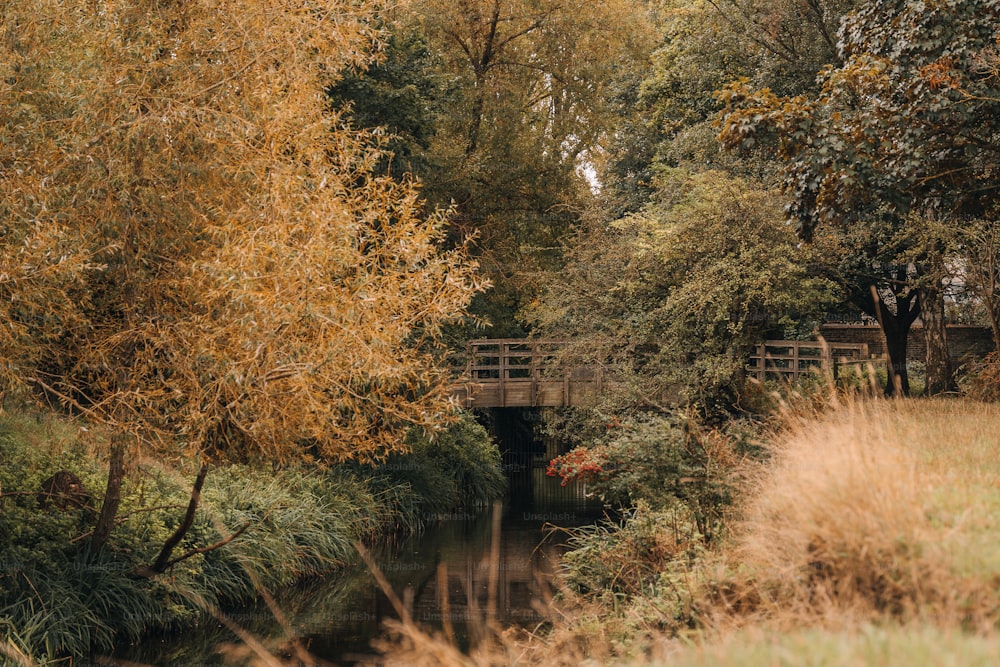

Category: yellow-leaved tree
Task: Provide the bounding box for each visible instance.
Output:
[0,0,485,560]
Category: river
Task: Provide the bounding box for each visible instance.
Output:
[113,467,602,665]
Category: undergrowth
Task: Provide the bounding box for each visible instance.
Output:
[0,409,504,664]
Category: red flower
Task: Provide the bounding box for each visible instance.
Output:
[546,447,608,486]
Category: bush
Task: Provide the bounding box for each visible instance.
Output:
[560,502,705,603]
[368,411,506,519]
[960,351,1000,401]
[704,399,1000,625]
[546,412,753,541]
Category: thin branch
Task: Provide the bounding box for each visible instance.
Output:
[703,0,798,65]
[914,165,980,186]
[805,0,838,55]
[27,377,103,421]
[150,465,210,573]
[490,59,567,83]
[492,14,553,55]
[162,521,252,569]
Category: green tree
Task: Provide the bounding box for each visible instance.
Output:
[602,0,860,215]
[718,0,1000,394]
[397,0,658,336]
[0,0,484,556]
[531,169,836,414]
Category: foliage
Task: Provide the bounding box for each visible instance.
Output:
[326,24,446,179]
[547,412,752,541]
[954,218,1000,349]
[717,0,1000,241]
[0,410,502,663]
[560,502,706,603]
[546,447,610,487]
[708,0,858,94]
[532,168,837,412]
[370,400,1000,667]
[602,0,859,216]
[959,351,1000,401]
[382,0,658,336]
[0,0,485,471]
[363,411,506,519]
[715,0,1000,394]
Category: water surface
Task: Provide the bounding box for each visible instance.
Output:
[115,470,600,665]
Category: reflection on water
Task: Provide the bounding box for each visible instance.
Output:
[115,468,601,665]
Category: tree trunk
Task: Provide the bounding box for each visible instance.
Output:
[881,311,911,397]
[467,86,485,155]
[870,285,920,397]
[464,2,500,155]
[91,434,127,551]
[987,294,1000,354]
[150,465,210,574]
[919,283,955,395]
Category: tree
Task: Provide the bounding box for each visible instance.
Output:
[718,0,1000,394]
[702,0,857,96]
[602,0,860,215]
[829,218,923,395]
[1,0,484,557]
[530,169,836,415]
[957,219,1000,350]
[392,0,657,335]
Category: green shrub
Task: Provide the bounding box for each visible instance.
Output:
[547,412,751,541]
[560,502,705,604]
[365,411,506,519]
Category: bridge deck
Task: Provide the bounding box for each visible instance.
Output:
[450,339,603,408]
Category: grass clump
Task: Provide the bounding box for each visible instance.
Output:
[708,398,1000,628]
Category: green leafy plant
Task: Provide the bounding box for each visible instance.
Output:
[548,411,753,542]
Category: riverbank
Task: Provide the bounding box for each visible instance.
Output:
[376,398,1000,666]
[0,410,504,665]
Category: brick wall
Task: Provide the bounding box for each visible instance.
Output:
[818,324,995,362]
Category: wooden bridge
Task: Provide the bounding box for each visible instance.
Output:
[451,338,875,409]
[450,339,605,409]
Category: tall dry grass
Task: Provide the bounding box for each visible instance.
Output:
[706,397,1000,630]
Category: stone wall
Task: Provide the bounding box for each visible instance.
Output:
[818,324,995,363]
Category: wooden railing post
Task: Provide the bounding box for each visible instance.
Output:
[530,341,539,407]
[499,341,508,407]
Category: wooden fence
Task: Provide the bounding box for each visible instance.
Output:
[452,338,879,408]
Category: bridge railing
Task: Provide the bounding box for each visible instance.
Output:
[453,338,880,408]
[452,339,603,408]
[747,340,872,383]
